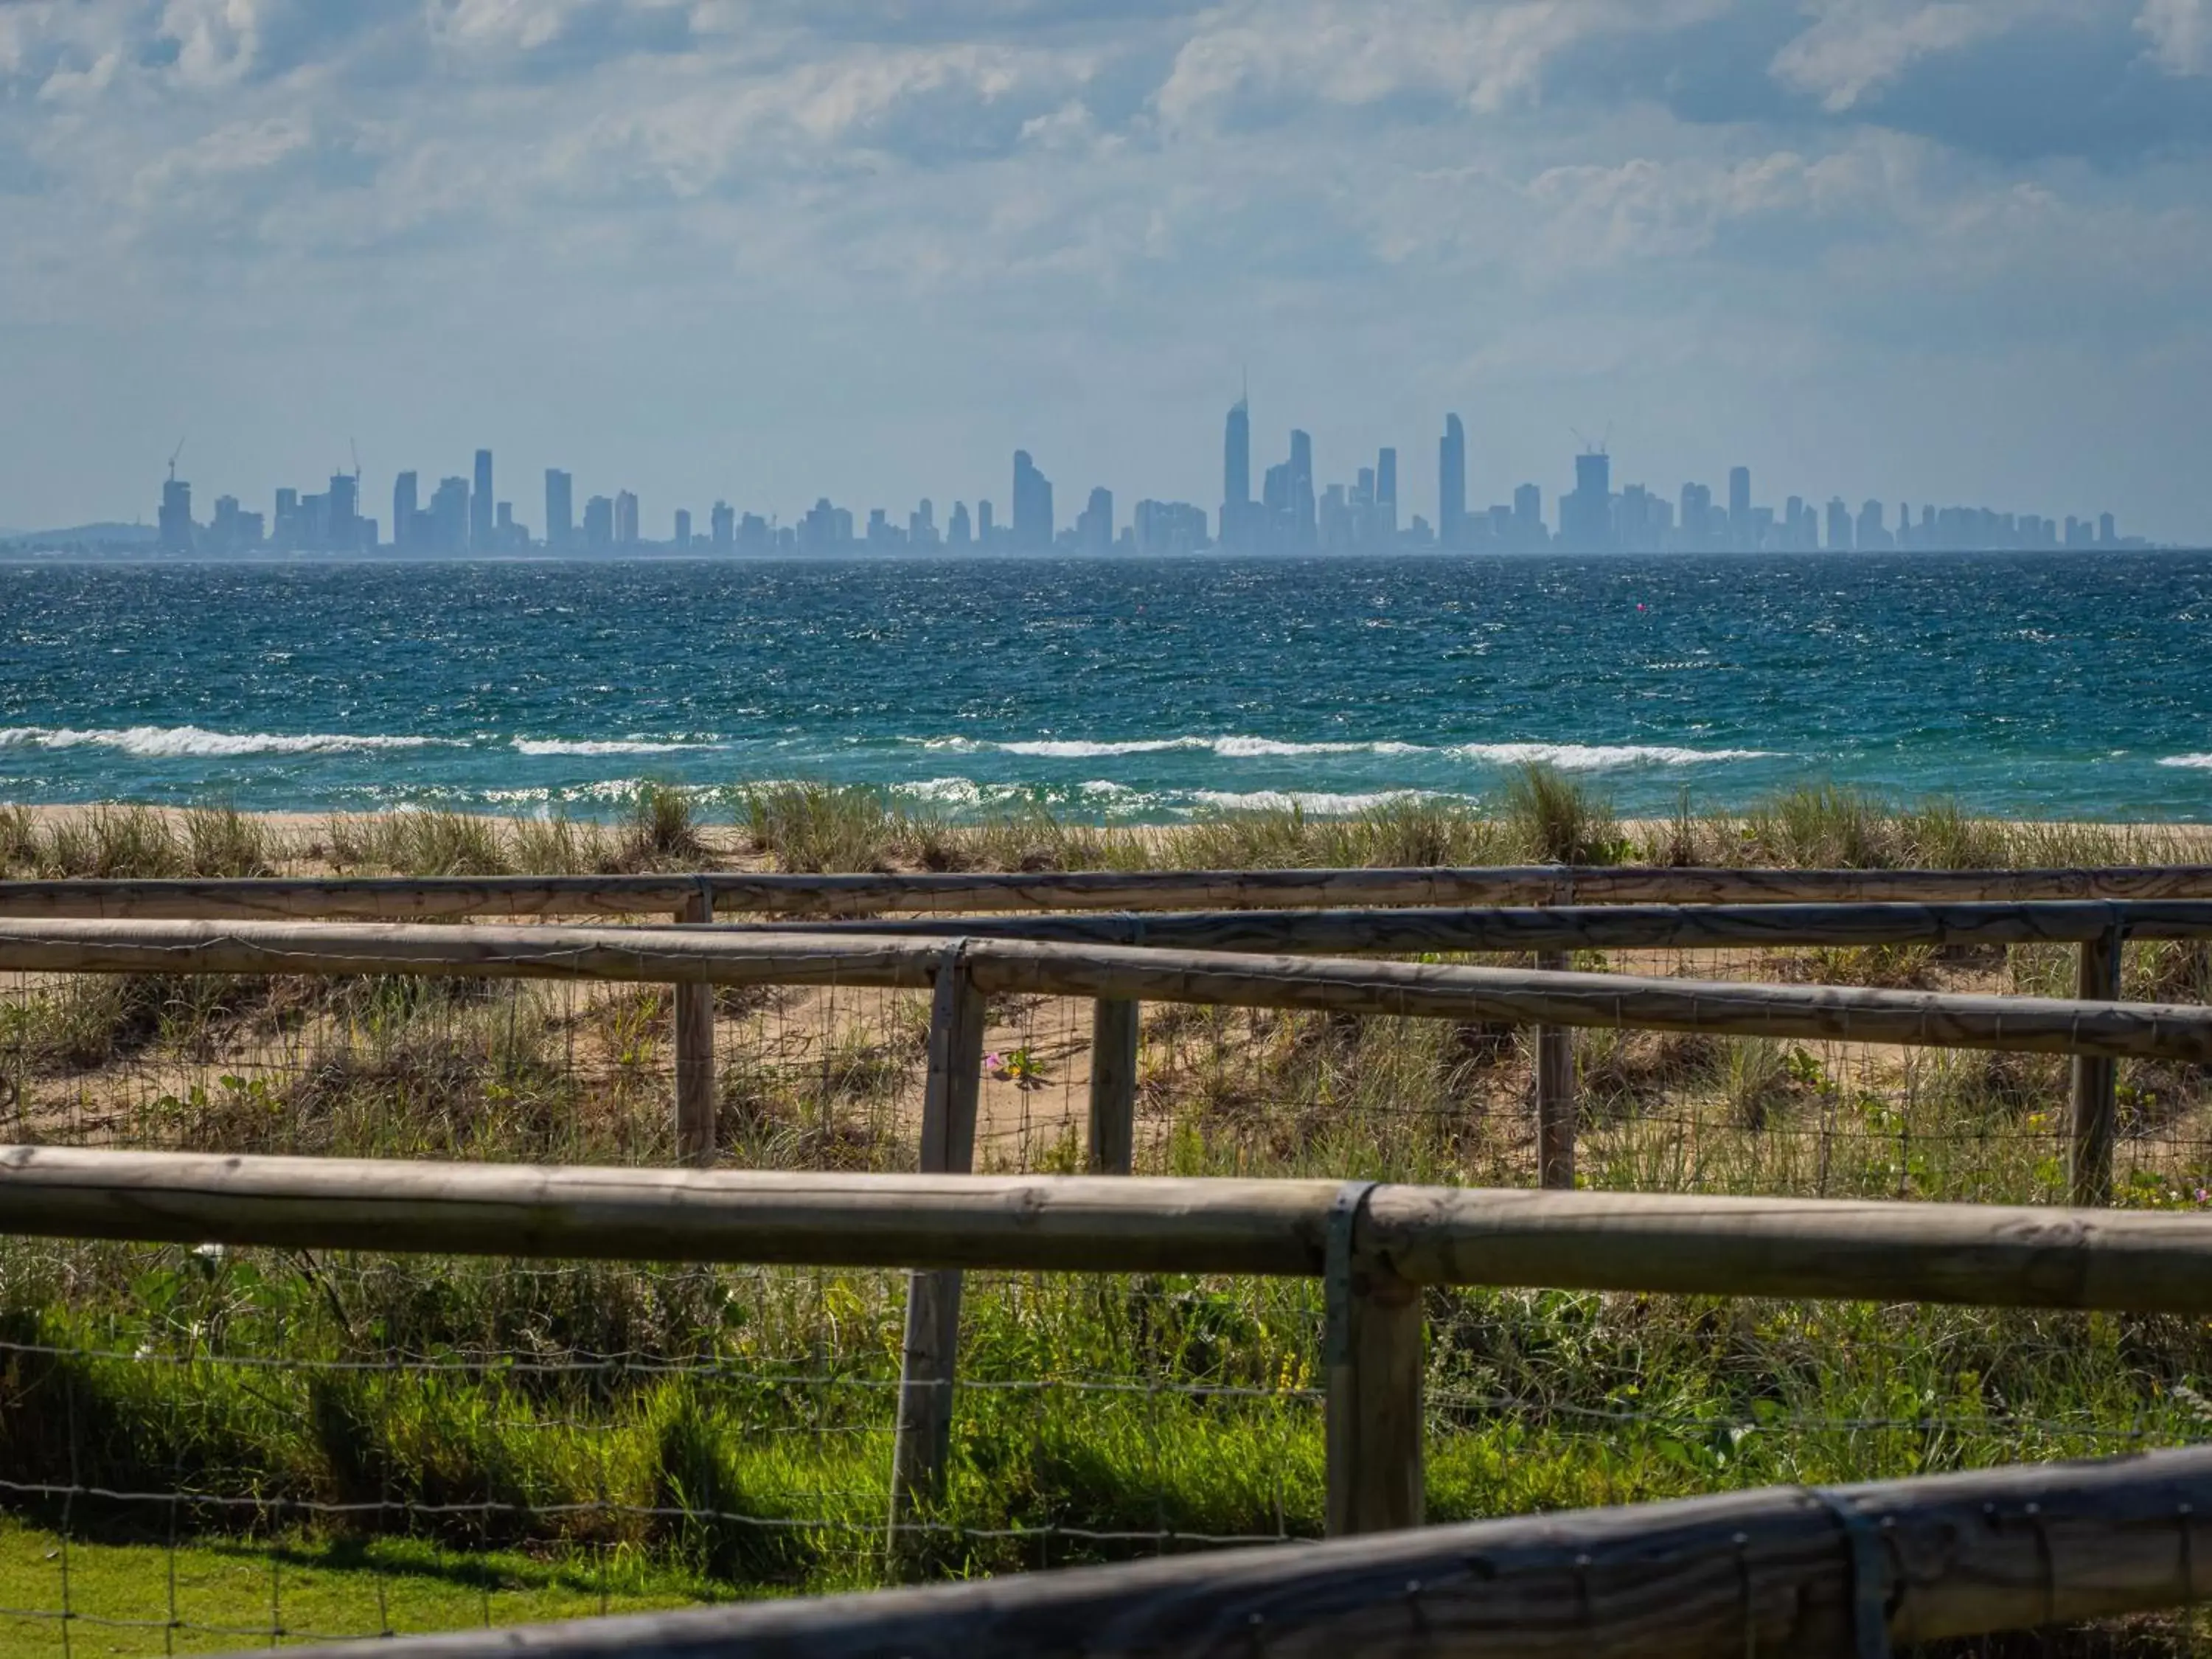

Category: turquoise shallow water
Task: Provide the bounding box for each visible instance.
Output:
[1,552,2208,821]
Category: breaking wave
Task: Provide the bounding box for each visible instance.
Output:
[0,724,448,758]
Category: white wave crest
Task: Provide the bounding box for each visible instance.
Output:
[935,735,1433,759]
[510,737,700,757]
[1211,737,1427,758]
[2157,754,2212,770]
[995,738,1203,758]
[1186,788,1440,815]
[0,724,445,758]
[1449,742,1778,770]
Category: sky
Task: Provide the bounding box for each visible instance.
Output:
[1,0,2208,543]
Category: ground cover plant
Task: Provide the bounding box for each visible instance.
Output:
[0,774,2208,1652]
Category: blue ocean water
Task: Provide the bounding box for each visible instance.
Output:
[1,552,2208,822]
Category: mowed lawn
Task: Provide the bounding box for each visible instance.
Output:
[0,1520,717,1656]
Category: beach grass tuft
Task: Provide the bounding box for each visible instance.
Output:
[739,782,900,873]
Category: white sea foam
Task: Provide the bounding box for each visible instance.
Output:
[930,735,1433,759]
[2158,754,2212,770]
[509,737,700,757]
[1186,788,1442,815]
[1448,742,1778,770]
[0,724,446,758]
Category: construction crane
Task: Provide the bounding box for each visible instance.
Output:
[167,437,186,481]
[349,438,362,483]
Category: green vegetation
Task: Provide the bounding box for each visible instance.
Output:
[0,805,287,880]
[1,776,2209,1649]
[3,772,2195,881]
[0,1519,711,1656]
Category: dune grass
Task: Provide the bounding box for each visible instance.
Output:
[2,772,2196,882]
[2,777,2211,1648]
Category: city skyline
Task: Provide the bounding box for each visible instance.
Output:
[100,394,2163,560]
[1,7,2208,545]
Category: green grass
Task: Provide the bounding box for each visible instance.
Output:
[7,771,2191,880]
[4,782,2212,1646]
[0,1519,713,1655]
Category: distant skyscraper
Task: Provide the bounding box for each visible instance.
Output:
[1678,482,1710,546]
[1439,414,1467,549]
[428,477,469,553]
[1560,449,1613,551]
[1012,451,1054,550]
[1287,430,1315,550]
[1222,397,1251,547]
[392,472,418,552]
[325,471,361,553]
[544,470,573,550]
[158,474,194,554]
[470,451,494,552]
[711,502,734,546]
[614,490,639,546]
[976,499,995,545]
[947,501,973,548]
[1826,497,1853,552]
[1078,487,1113,553]
[583,495,614,550]
[1376,447,1398,538]
[673,509,692,549]
[1513,483,1544,546]
[1728,466,1751,550]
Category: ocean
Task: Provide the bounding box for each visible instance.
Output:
[1,552,2208,822]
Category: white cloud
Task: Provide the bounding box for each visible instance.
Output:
[2138,0,2211,73]
[159,0,265,88]
[1769,0,2032,110]
[0,0,2205,539]
[1153,0,1725,130]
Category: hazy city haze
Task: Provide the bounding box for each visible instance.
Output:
[1,0,2208,541]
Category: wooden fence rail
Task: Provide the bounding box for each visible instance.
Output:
[717,896,2212,1202]
[13,1147,2212,1552]
[9,882,2208,1200]
[3,915,2200,1205]
[7,1149,2209,1310]
[3,920,2206,1065]
[717,896,2212,950]
[265,1444,2212,1659]
[4,862,2212,920]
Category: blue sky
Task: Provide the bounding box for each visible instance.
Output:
[1,0,2208,541]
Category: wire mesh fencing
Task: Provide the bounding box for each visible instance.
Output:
[0,922,2210,1653]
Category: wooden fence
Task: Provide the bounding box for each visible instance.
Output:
[1,861,2211,920]
[9,909,2212,1553]
[8,872,2212,1183]
[3,910,2205,1197]
[13,1147,2212,1536]
[262,1444,2212,1658]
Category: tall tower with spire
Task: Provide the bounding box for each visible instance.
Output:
[1221,384,1251,549]
[1439,414,1467,549]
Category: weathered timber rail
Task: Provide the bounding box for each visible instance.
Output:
[1,919,2204,1061]
[7,1149,2212,1310]
[6,879,2203,1203]
[266,1446,2212,1659]
[717,896,2212,949]
[14,1145,2212,1571]
[3,862,2211,919]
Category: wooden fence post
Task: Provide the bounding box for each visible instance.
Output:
[2069,925,2124,1206]
[1088,999,1140,1174]
[1323,1182,1424,1538]
[672,888,717,1167]
[888,944,986,1574]
[1534,952,1576,1189]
